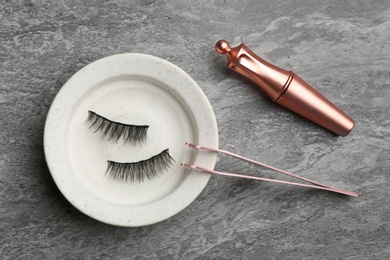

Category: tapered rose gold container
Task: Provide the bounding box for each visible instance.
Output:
[215,40,354,136]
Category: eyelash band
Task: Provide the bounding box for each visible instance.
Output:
[86,111,149,144]
[106,149,175,182]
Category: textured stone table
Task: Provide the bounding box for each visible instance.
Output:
[1,1,390,259]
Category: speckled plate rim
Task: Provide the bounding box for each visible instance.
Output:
[44,53,218,227]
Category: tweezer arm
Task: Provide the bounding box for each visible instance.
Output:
[181,143,358,197]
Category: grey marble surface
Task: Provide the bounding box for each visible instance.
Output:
[1,0,390,259]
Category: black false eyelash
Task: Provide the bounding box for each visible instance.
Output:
[106,149,175,182]
[86,111,149,144]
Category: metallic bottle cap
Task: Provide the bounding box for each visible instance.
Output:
[215,40,355,136]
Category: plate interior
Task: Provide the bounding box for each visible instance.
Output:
[68,75,196,206]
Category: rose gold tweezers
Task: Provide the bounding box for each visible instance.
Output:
[181,143,358,197]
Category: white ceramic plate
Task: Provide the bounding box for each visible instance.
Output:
[44,53,218,227]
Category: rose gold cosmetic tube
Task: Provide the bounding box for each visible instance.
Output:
[215,40,354,136]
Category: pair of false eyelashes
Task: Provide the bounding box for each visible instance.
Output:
[86,111,175,182]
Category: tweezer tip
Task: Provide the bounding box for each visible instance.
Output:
[185,142,197,148]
